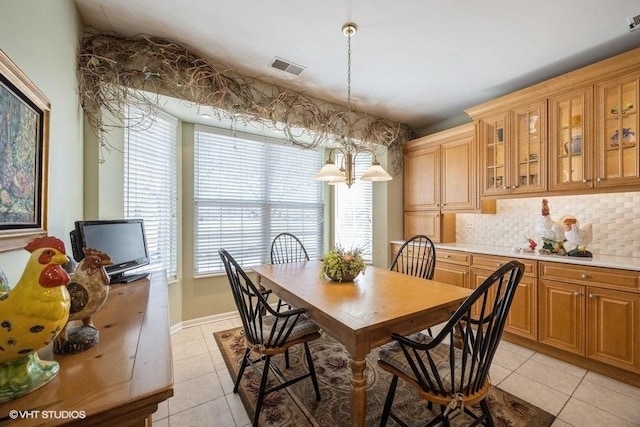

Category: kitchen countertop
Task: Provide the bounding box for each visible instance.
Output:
[390,241,640,272]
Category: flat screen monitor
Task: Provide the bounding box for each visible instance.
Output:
[70,219,150,284]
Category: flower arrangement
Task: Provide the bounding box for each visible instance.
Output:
[321,246,366,282]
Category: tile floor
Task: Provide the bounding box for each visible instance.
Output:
[153,317,640,427]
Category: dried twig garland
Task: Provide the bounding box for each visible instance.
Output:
[78,32,414,171]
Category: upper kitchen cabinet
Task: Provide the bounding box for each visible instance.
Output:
[549,87,593,191]
[595,72,640,188]
[468,47,640,198]
[404,124,493,213]
[477,101,546,196]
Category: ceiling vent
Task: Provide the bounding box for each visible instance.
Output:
[270,57,305,76]
[628,14,640,32]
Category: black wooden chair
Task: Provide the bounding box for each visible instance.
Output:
[390,235,437,336]
[270,232,310,264]
[270,232,309,309]
[377,260,525,427]
[218,249,321,427]
[389,234,436,280]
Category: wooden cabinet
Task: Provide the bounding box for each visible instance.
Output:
[470,254,537,340]
[595,71,640,188]
[549,87,593,191]
[433,249,470,289]
[468,47,640,198]
[403,124,495,242]
[403,211,455,243]
[477,101,546,196]
[404,143,439,211]
[539,262,640,373]
[0,274,173,426]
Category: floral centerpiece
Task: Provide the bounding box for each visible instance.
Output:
[321,246,366,282]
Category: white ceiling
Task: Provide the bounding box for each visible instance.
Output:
[74,0,640,133]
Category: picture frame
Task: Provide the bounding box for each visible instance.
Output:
[0,50,50,252]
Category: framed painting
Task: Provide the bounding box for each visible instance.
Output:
[0,50,50,252]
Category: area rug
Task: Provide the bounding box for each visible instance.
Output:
[214,327,555,426]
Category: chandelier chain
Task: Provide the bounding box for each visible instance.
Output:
[347,29,352,107]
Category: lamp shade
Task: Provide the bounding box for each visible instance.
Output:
[315,161,344,181]
[360,163,392,181]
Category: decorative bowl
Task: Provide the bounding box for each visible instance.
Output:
[610,128,636,147]
[321,246,365,283]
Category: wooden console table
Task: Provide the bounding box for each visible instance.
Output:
[0,272,173,426]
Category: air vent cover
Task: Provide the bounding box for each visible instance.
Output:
[270,57,305,76]
[628,14,640,32]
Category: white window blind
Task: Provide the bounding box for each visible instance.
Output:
[334,152,373,262]
[124,107,178,279]
[194,125,324,274]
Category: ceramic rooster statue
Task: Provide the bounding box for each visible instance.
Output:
[564,219,594,258]
[0,236,70,403]
[54,248,113,355]
[535,199,567,255]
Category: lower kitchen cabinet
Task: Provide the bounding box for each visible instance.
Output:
[470,254,538,340]
[587,287,640,372]
[539,279,585,355]
[433,249,470,288]
[540,262,640,373]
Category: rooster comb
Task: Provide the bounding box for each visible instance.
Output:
[25,236,66,254]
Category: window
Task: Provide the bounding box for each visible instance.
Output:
[333,152,373,262]
[193,125,324,274]
[124,107,178,279]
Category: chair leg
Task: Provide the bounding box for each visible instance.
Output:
[233,348,251,393]
[303,342,321,400]
[253,355,272,427]
[284,348,290,368]
[479,398,495,427]
[439,405,451,427]
[379,375,398,426]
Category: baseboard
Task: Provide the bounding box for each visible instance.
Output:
[170,310,240,335]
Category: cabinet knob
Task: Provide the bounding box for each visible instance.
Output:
[582,179,591,184]
[589,293,598,299]
[502,185,508,190]
[574,291,583,297]
[496,263,502,267]
[581,273,590,279]
[597,177,604,183]
[445,255,450,258]
[511,185,518,189]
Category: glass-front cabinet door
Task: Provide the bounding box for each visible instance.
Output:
[479,112,508,196]
[549,88,592,191]
[510,101,546,194]
[596,72,640,187]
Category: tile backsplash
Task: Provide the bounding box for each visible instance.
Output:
[456,192,640,258]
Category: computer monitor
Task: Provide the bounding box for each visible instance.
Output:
[70,219,150,284]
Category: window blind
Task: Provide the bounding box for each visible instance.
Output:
[334,152,373,262]
[124,107,178,279]
[194,125,324,274]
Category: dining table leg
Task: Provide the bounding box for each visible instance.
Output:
[349,356,367,427]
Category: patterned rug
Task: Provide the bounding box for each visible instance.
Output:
[214,327,555,426]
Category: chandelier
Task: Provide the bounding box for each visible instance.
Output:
[315,23,392,188]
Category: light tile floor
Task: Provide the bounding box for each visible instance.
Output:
[153,317,640,427]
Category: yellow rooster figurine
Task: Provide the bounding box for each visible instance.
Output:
[55,248,112,355]
[0,236,71,403]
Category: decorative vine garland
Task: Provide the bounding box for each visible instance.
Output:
[78,32,414,171]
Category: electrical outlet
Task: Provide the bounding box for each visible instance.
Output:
[465,221,475,229]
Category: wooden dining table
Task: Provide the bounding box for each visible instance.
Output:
[252,260,473,427]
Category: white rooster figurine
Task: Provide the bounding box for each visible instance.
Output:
[564,219,593,257]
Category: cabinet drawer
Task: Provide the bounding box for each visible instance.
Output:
[471,254,537,277]
[437,249,470,266]
[540,262,640,291]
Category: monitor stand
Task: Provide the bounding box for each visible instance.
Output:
[110,272,150,284]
